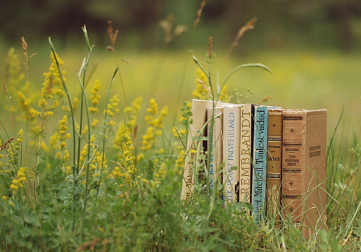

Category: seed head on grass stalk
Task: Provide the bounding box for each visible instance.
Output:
[107,20,128,109]
[194,0,208,28]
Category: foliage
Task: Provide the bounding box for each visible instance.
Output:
[0,21,360,252]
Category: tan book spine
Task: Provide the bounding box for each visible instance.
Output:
[207,107,223,191]
[282,109,327,239]
[239,104,253,203]
[267,109,283,221]
[223,104,241,203]
[181,100,224,201]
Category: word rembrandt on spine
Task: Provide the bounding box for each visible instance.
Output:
[239,104,253,203]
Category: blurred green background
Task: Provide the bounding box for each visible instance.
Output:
[0,0,361,141]
[1,0,361,51]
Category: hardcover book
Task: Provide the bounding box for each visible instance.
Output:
[239,104,254,203]
[223,104,241,203]
[252,105,269,225]
[181,99,224,201]
[207,106,223,191]
[281,109,327,239]
[267,108,284,221]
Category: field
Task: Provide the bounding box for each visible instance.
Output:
[2,43,360,135]
[0,31,361,251]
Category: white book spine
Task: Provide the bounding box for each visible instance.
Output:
[181,99,225,201]
[207,107,223,191]
[223,105,241,203]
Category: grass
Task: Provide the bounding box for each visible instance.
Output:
[0,25,360,251]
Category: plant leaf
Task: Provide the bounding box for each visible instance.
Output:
[190,51,209,79]
[222,63,271,87]
[219,63,271,100]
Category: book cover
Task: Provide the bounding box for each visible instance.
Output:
[239,104,254,203]
[181,99,224,201]
[281,109,327,239]
[267,108,283,221]
[252,105,269,225]
[207,106,223,191]
[223,104,241,203]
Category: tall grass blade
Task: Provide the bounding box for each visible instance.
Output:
[48,37,78,230]
[96,65,119,198]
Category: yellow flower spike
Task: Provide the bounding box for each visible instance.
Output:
[10,167,27,195]
[91,118,98,128]
[89,107,99,114]
[219,84,229,102]
[6,48,24,90]
[60,141,66,149]
[90,79,101,106]
[38,52,66,118]
[18,91,41,121]
[72,97,80,111]
[124,106,132,113]
[38,98,48,108]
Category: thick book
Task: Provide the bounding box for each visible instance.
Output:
[181,99,224,201]
[223,104,241,203]
[252,105,269,225]
[206,106,223,191]
[267,108,283,222]
[281,109,327,239]
[239,104,254,203]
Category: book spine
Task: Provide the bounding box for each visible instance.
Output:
[181,99,215,201]
[252,106,268,225]
[282,111,305,223]
[223,105,241,203]
[281,110,305,224]
[207,107,223,191]
[267,109,283,221]
[282,109,327,239]
[239,104,253,203]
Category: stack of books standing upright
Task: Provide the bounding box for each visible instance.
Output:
[181,99,327,239]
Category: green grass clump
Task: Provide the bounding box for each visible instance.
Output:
[0,20,360,252]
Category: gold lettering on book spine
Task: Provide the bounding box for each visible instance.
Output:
[282,113,305,223]
[267,109,283,221]
[239,104,252,203]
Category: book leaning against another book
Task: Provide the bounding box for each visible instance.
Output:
[181,99,225,201]
[206,106,223,192]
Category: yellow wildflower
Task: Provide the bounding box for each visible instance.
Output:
[90,79,101,113]
[39,52,67,118]
[10,167,27,195]
[192,68,209,100]
[141,98,168,151]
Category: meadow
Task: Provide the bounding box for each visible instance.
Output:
[0,24,361,251]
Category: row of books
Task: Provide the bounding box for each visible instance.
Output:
[181,99,327,238]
